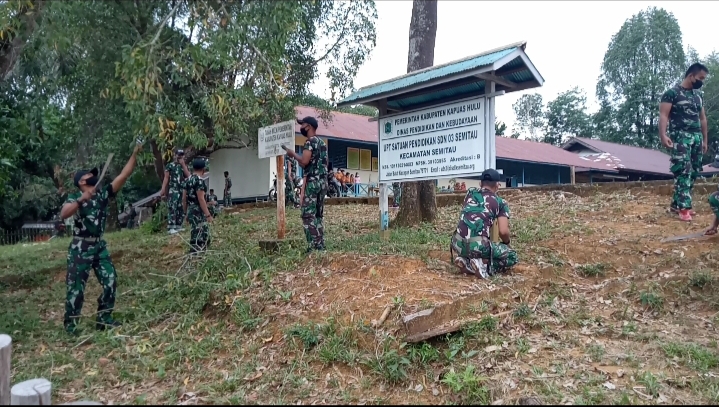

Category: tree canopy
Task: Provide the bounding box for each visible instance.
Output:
[0,0,378,230]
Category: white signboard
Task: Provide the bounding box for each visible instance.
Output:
[258,120,295,159]
[378,97,487,183]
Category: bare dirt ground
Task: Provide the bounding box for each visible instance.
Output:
[2,188,719,405]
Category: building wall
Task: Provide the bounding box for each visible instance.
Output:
[327,139,380,184]
[209,145,273,200]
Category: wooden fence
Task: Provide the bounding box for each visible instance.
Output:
[0,334,100,405]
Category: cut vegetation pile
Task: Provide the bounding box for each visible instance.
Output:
[2,188,719,405]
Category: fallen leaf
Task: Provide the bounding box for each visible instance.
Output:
[183,377,189,386]
[244,371,263,382]
[263,336,273,343]
[603,381,616,390]
[484,345,499,353]
[414,384,423,392]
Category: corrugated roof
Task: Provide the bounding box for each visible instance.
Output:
[563,138,672,175]
[338,41,544,109]
[496,137,615,171]
[294,106,378,144]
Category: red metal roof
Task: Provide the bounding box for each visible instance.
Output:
[294,106,378,143]
[496,136,614,171]
[563,138,672,175]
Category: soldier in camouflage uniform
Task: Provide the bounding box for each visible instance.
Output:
[285,156,299,207]
[223,171,233,207]
[450,169,517,279]
[660,63,709,222]
[207,189,219,217]
[183,158,213,253]
[161,149,190,234]
[392,182,401,207]
[283,116,328,252]
[60,143,142,334]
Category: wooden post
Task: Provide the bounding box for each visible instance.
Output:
[10,379,51,405]
[490,223,499,243]
[276,156,286,240]
[570,165,576,185]
[0,335,10,406]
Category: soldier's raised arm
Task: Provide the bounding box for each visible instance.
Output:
[111,144,143,194]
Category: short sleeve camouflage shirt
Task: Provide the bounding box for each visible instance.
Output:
[165,162,186,191]
[455,188,510,239]
[224,176,232,190]
[206,193,218,204]
[66,184,116,238]
[302,136,328,180]
[184,174,207,206]
[661,84,703,132]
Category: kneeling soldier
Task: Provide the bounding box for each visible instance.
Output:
[61,143,142,334]
[450,169,518,279]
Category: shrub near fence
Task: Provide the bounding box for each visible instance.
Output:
[0,229,54,246]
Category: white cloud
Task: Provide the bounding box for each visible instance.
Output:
[310,1,717,134]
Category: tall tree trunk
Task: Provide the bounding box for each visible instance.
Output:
[150,140,166,181]
[0,0,44,81]
[394,0,438,227]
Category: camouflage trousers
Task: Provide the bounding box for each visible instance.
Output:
[209,204,219,218]
[64,238,117,331]
[167,189,184,230]
[285,178,298,206]
[669,131,703,210]
[188,204,210,253]
[224,191,232,207]
[450,234,518,276]
[301,178,328,250]
[709,191,719,218]
[392,182,401,206]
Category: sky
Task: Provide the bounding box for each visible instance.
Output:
[309,1,718,134]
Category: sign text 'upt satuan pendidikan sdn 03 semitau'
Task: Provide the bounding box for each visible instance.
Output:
[257,120,295,159]
[378,97,486,183]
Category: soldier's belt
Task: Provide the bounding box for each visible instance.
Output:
[73,236,101,243]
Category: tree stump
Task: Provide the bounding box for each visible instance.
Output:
[0,335,10,406]
[10,378,51,405]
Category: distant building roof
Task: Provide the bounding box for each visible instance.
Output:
[496,137,615,171]
[337,41,544,112]
[562,137,672,176]
[703,164,719,175]
[294,106,378,144]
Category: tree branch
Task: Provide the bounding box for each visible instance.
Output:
[145,0,182,49]
[308,6,353,68]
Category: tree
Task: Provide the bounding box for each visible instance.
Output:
[698,52,719,164]
[394,0,438,227]
[495,121,507,136]
[511,93,544,140]
[542,87,592,146]
[596,7,686,149]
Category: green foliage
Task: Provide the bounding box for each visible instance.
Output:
[511,93,545,140]
[542,87,592,146]
[596,7,686,148]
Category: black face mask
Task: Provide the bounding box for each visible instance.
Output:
[693,79,704,90]
[300,127,308,137]
[84,176,98,187]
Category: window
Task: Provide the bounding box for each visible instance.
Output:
[347,148,360,169]
[360,149,372,171]
[372,157,378,172]
[347,147,374,170]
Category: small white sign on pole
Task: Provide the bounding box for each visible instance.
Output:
[377,97,488,183]
[258,120,295,159]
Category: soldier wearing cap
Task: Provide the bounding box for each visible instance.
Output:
[450,168,518,279]
[59,143,143,334]
[183,157,213,253]
[282,116,329,252]
[161,149,190,235]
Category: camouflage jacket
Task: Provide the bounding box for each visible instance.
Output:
[303,136,328,181]
[165,162,186,191]
[661,84,703,133]
[455,188,510,239]
[66,184,116,238]
[285,156,297,176]
[206,193,218,204]
[185,174,207,206]
[224,177,232,191]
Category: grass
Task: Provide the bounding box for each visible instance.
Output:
[2,189,719,404]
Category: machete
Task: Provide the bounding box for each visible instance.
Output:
[660,231,709,243]
[93,153,114,193]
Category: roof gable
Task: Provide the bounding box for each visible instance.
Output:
[294,106,378,144]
